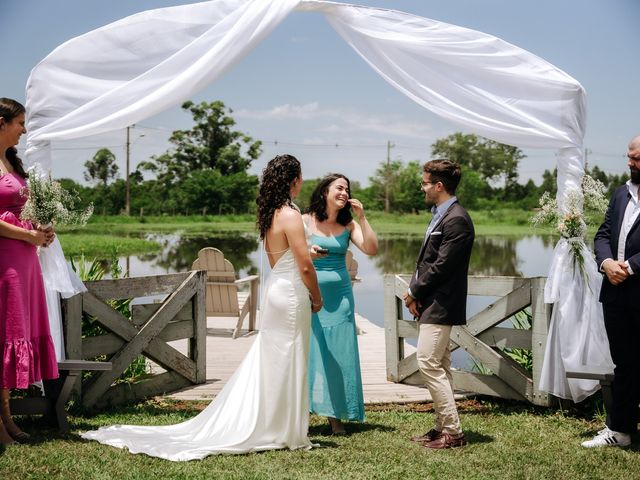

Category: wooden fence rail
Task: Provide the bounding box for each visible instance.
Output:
[61,271,207,410]
[384,274,552,406]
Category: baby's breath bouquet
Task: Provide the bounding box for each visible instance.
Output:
[531,174,608,277]
[20,169,93,228]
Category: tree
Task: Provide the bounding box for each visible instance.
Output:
[84,148,119,186]
[368,160,425,213]
[173,170,258,215]
[296,178,321,212]
[588,165,609,187]
[431,133,525,197]
[142,100,262,184]
[456,168,492,210]
[539,168,557,197]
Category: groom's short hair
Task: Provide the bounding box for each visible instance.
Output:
[423,159,462,194]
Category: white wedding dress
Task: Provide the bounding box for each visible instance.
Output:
[81,248,314,461]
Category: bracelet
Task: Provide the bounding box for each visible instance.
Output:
[312,301,321,307]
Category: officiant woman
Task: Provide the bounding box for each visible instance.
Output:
[0,97,58,445]
[304,173,378,435]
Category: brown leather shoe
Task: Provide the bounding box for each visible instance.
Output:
[423,432,467,449]
[411,429,442,444]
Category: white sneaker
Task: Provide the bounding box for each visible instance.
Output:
[581,427,631,448]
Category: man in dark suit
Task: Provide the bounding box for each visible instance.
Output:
[585,134,640,448]
[403,159,474,449]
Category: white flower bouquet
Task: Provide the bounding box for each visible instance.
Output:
[531,174,608,276]
[20,170,93,228]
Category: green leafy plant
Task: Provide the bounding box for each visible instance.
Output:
[502,309,533,373]
[470,308,533,375]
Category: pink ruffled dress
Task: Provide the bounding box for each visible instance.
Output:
[0,172,58,389]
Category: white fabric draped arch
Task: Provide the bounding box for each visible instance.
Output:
[24,0,612,401]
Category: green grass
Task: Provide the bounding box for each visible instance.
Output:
[1,399,636,480]
[57,234,161,258]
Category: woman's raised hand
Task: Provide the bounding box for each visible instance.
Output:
[348,198,365,220]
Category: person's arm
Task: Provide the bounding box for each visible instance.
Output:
[282,208,323,312]
[594,191,616,268]
[347,198,378,255]
[595,189,629,285]
[0,219,48,246]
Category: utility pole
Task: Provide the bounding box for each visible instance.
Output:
[385,140,394,213]
[584,147,591,171]
[125,125,132,216]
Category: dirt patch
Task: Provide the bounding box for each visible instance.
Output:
[366,399,489,414]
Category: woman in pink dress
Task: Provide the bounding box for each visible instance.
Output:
[0,98,58,445]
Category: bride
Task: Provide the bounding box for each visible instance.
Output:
[81,154,323,461]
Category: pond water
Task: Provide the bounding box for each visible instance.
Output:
[109,231,567,323]
[107,231,574,369]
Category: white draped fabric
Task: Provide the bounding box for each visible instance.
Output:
[24,0,606,402]
[39,237,88,361]
[541,240,614,402]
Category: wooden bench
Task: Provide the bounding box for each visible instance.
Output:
[10,360,112,433]
[565,365,614,411]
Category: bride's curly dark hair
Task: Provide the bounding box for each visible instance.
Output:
[256,154,301,239]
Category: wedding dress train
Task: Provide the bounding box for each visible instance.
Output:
[81,249,314,461]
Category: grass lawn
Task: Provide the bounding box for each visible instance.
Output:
[1,398,636,480]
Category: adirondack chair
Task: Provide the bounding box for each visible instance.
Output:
[192,247,259,339]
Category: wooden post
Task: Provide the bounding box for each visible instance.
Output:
[191,270,207,384]
[530,276,552,406]
[384,274,401,381]
[61,294,83,397]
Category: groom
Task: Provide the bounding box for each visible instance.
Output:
[403,159,474,449]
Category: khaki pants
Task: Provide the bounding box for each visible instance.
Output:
[416,323,461,435]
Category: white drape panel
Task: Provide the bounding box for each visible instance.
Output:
[541,239,614,402]
[24,0,604,402]
[26,0,300,169]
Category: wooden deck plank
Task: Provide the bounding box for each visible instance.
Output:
[165,313,432,404]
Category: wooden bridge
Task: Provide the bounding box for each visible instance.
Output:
[166,313,429,404]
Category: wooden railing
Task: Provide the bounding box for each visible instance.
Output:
[61,271,207,410]
[384,274,552,406]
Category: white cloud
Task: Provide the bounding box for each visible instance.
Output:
[236,102,435,139]
[235,102,320,120]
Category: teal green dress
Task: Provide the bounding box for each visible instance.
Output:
[308,229,365,421]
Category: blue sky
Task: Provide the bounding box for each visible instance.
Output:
[2,0,638,186]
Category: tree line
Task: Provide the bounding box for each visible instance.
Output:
[62,100,628,216]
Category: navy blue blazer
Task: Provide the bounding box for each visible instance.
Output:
[594,184,640,303]
[409,202,475,325]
